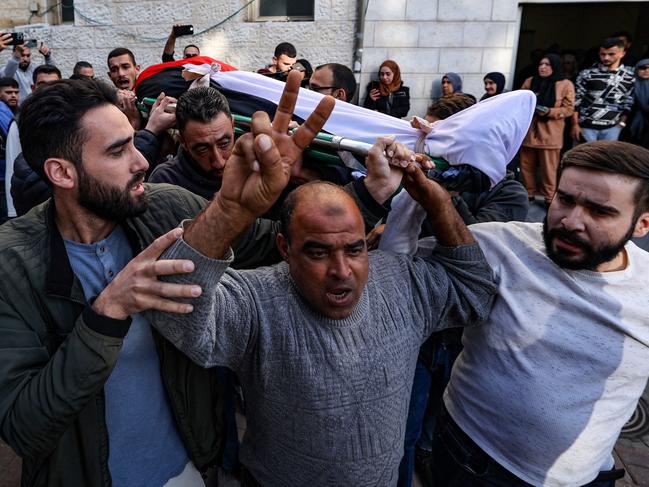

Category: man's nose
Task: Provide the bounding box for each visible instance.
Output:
[210,147,226,170]
[561,206,586,232]
[328,253,352,280]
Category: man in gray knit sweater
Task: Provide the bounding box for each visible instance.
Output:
[144,72,497,486]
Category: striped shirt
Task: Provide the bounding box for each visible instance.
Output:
[574,63,635,128]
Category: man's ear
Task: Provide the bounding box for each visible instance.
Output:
[632,211,649,238]
[43,158,77,190]
[276,233,289,261]
[271,56,278,67]
[135,64,141,75]
[333,88,346,102]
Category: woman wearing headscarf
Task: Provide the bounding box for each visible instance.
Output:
[363,60,410,118]
[519,53,575,206]
[480,72,506,100]
[628,58,649,148]
[440,72,462,97]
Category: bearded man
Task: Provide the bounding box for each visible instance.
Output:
[381,140,649,487]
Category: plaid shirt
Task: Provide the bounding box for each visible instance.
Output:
[574,63,635,128]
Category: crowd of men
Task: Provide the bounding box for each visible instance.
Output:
[0,27,648,487]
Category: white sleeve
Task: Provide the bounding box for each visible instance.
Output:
[5,122,20,218]
[378,190,427,255]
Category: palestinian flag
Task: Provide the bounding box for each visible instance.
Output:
[136,58,535,186]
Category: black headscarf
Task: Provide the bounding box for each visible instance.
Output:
[530,53,564,108]
[481,72,506,100]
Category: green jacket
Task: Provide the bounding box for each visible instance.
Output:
[0,184,226,487]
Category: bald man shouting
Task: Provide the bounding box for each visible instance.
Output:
[147,71,497,486]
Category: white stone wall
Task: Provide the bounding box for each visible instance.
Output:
[0,0,357,85]
[360,0,520,119]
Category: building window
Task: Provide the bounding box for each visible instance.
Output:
[61,0,75,23]
[254,0,314,21]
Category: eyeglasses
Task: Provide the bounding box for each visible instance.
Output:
[308,84,338,93]
[639,65,649,71]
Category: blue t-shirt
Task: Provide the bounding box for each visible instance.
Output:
[64,226,188,486]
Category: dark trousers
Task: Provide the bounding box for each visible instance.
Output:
[430,407,623,487]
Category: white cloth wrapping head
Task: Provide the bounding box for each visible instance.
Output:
[204,68,535,186]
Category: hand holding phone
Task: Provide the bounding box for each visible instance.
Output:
[173,25,194,37]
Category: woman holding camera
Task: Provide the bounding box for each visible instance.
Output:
[519,53,574,206]
[363,60,410,119]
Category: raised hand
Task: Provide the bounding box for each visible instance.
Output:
[184,70,335,259]
[218,69,335,221]
[92,228,200,320]
[364,135,432,204]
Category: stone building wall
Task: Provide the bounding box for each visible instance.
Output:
[0,0,357,83]
[359,0,520,119]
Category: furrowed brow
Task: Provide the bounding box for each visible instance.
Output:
[302,241,333,251]
[344,240,366,251]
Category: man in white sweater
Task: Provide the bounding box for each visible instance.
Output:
[381,140,649,486]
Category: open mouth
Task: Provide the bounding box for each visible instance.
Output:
[326,288,353,306]
[131,181,144,194]
[554,236,584,253]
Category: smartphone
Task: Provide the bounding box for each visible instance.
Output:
[173,25,194,37]
[25,39,38,48]
[7,32,25,46]
[371,80,380,91]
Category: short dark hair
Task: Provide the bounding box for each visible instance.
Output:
[317,63,357,103]
[176,86,231,133]
[0,77,19,89]
[32,65,62,85]
[183,44,200,53]
[274,42,297,59]
[600,37,625,50]
[18,79,118,183]
[559,141,649,214]
[426,93,475,120]
[107,47,136,66]
[73,61,93,75]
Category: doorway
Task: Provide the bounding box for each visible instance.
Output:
[513,2,649,89]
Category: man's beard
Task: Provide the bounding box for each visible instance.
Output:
[77,165,148,221]
[542,216,634,270]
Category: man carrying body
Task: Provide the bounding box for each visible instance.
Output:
[107,47,143,130]
[572,38,635,142]
[308,63,357,103]
[146,72,497,485]
[1,42,55,105]
[381,140,649,486]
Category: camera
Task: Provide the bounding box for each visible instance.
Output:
[173,25,194,37]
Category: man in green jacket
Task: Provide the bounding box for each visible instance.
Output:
[0,78,236,486]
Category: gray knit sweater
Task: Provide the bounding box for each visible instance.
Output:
[149,238,496,486]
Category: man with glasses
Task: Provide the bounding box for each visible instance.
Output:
[308,63,357,103]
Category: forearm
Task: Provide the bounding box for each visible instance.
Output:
[1,308,127,458]
[163,35,176,57]
[422,192,475,247]
[150,237,250,370]
[44,55,54,66]
[184,194,254,259]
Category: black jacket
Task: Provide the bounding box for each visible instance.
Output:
[363,82,411,119]
[149,148,221,201]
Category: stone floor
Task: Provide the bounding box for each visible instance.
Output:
[3,201,649,486]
